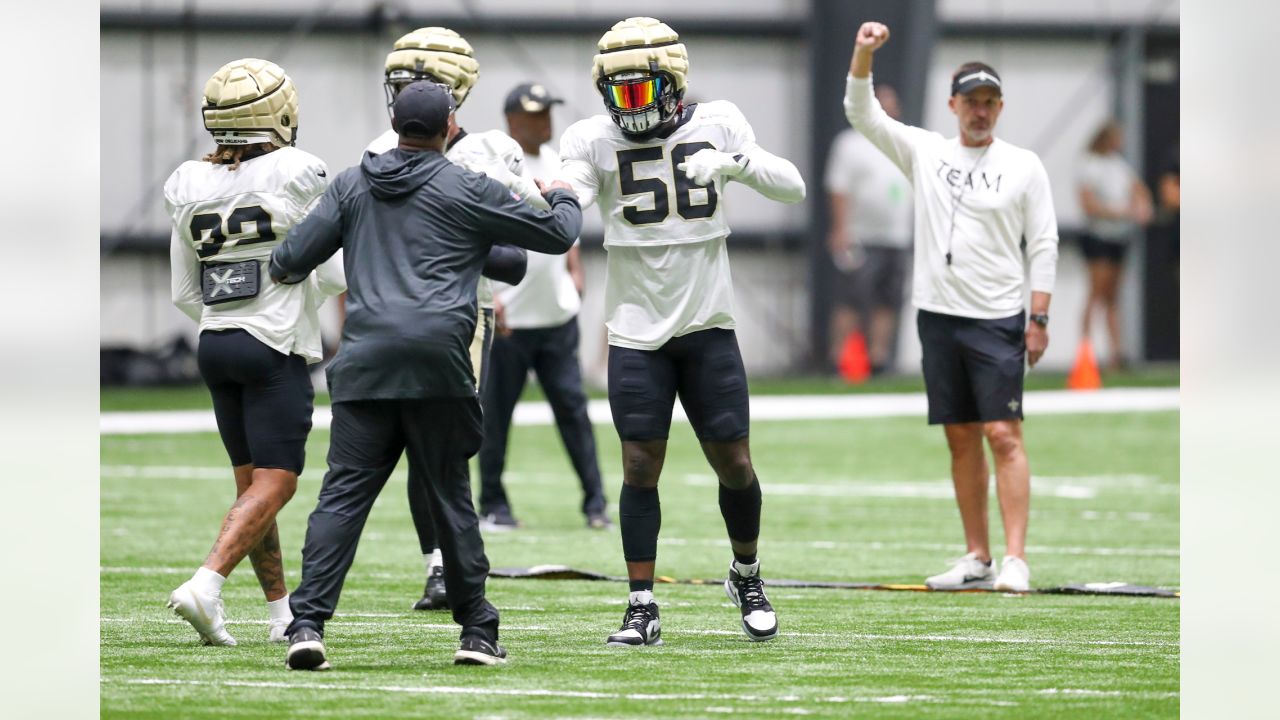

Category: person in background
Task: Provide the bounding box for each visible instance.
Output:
[478,82,611,531]
[825,83,913,376]
[1077,121,1154,370]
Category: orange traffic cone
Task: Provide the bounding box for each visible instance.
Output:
[1066,340,1103,390]
[838,330,872,384]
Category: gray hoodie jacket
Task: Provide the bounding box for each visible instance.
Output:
[270,147,581,402]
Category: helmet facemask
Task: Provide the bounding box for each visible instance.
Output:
[383,70,457,122]
[599,67,682,138]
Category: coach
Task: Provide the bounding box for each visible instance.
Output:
[845,22,1058,592]
[267,81,581,669]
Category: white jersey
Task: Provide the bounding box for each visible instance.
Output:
[844,75,1058,319]
[166,147,345,364]
[366,128,547,308]
[559,101,805,349]
[495,145,582,329]
[1077,152,1140,242]
[824,128,913,248]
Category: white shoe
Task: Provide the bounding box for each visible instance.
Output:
[167,581,237,646]
[925,552,996,590]
[268,617,291,643]
[993,556,1031,592]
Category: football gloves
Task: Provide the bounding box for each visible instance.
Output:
[676,148,748,186]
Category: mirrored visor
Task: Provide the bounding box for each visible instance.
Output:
[603,75,664,111]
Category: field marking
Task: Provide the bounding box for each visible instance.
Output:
[99,387,1179,435]
[100,677,1176,704]
[651,538,1178,558]
[101,616,1175,648]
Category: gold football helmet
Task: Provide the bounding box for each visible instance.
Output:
[592,17,689,136]
[201,58,299,147]
[384,27,481,109]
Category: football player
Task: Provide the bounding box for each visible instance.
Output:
[364,27,545,612]
[165,58,345,646]
[557,17,806,646]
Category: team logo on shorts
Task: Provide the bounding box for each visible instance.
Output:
[1007,399,1020,413]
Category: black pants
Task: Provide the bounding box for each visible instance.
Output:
[289,398,500,642]
[478,317,605,517]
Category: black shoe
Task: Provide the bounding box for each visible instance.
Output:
[586,512,613,530]
[454,635,508,665]
[479,507,521,532]
[412,566,448,611]
[724,563,779,642]
[285,626,331,670]
[605,600,662,647]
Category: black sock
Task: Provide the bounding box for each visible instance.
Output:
[629,579,654,593]
[719,477,761,565]
[619,483,661,567]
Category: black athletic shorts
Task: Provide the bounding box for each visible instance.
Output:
[917,310,1025,425]
[608,328,749,443]
[837,245,910,313]
[1079,233,1128,263]
[197,328,315,473]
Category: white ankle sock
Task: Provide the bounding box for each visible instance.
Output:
[732,559,761,577]
[429,549,443,570]
[193,566,226,595]
[628,590,655,606]
[267,595,292,622]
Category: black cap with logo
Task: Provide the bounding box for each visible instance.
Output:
[393,81,455,138]
[950,63,1002,96]
[503,82,564,114]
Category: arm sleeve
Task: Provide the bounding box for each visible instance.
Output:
[722,102,806,204]
[471,178,582,255]
[556,125,600,209]
[270,181,344,284]
[1023,156,1060,294]
[482,244,529,285]
[312,248,347,297]
[169,227,203,323]
[843,74,929,179]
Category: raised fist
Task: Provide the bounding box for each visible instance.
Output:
[855,22,890,52]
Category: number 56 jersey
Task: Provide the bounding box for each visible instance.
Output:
[558,101,804,350]
[164,147,346,363]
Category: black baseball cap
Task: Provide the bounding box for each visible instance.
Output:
[951,63,1002,96]
[503,82,564,114]
[393,81,455,139]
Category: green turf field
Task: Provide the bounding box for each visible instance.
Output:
[101,402,1178,718]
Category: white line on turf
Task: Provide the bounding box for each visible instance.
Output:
[100,616,1174,647]
[99,678,1176,704]
[99,387,1178,434]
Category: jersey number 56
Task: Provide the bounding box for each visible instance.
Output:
[617,142,719,225]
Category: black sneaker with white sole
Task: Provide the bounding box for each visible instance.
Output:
[412,565,448,611]
[606,601,662,647]
[453,635,508,665]
[285,626,330,671]
[724,564,779,641]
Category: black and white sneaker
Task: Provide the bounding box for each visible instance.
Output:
[453,635,508,665]
[412,565,448,611]
[285,626,330,671]
[724,561,778,642]
[606,594,663,647]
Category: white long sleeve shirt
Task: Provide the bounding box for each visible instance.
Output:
[166,147,345,363]
[558,101,805,349]
[844,75,1058,319]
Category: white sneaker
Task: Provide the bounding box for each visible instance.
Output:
[268,617,291,643]
[993,556,1031,592]
[924,552,996,590]
[167,581,237,646]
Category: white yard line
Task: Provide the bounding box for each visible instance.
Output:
[100,387,1178,435]
[99,677,1177,704]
